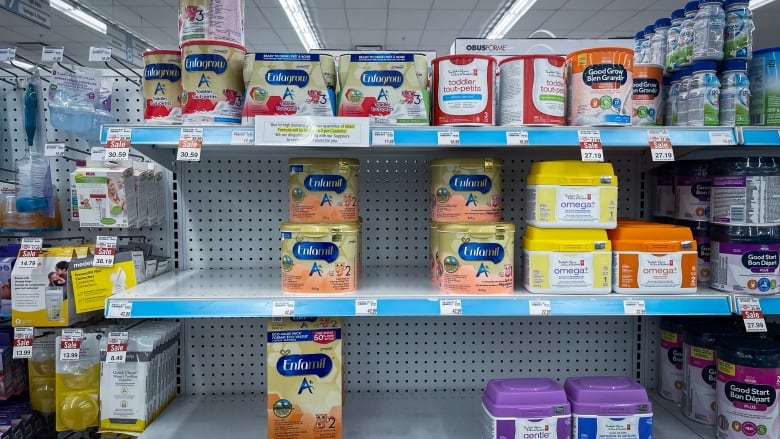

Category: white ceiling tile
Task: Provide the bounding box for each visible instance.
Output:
[530,0,567,10]
[432,0,477,9]
[538,10,596,31]
[561,0,612,10]
[475,0,505,10]
[261,7,294,29]
[347,9,386,29]
[307,0,346,8]
[420,29,457,45]
[463,9,494,30]
[389,0,434,9]
[244,9,273,28]
[510,9,555,31]
[320,29,352,48]
[578,10,637,31]
[565,30,611,39]
[386,30,422,46]
[425,10,469,30]
[388,9,429,30]
[349,29,387,47]
[344,0,389,8]
[132,7,176,27]
[314,8,349,28]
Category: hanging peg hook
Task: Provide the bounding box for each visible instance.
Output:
[104,57,140,87]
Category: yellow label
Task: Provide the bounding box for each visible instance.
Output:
[692,346,714,361]
[661,330,678,343]
[578,54,588,67]
[71,256,138,313]
[718,359,736,376]
[526,252,551,289]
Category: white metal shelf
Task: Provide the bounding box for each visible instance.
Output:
[137,393,711,439]
[105,268,735,318]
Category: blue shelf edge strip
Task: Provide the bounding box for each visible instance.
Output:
[739,128,780,146]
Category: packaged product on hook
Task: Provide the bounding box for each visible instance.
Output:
[55,332,100,432]
[48,64,101,138]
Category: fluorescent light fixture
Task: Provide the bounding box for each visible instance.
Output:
[50,0,107,34]
[482,0,540,39]
[278,0,322,51]
[750,0,777,9]
[10,60,36,70]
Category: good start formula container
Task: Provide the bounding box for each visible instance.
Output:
[180,40,245,125]
[522,226,612,294]
[566,47,633,126]
[565,376,652,439]
[710,157,780,226]
[631,64,664,126]
[659,317,686,403]
[280,222,359,294]
[608,222,698,294]
[142,50,182,125]
[429,158,502,223]
[242,53,335,121]
[679,220,712,286]
[432,55,496,126]
[675,160,711,222]
[653,163,676,220]
[716,335,780,439]
[749,47,780,125]
[482,378,571,439]
[435,222,515,294]
[526,160,618,229]
[288,158,359,223]
[178,0,244,46]
[498,55,566,126]
[710,225,780,294]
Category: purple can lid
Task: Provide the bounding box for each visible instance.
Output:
[483,378,571,418]
[564,376,652,416]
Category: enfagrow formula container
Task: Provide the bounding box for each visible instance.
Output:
[716,336,780,439]
[432,55,496,126]
[566,47,634,126]
[522,227,612,294]
[498,55,566,126]
[142,50,182,125]
[482,378,571,439]
[435,222,515,294]
[710,157,780,226]
[280,222,359,294]
[565,376,652,439]
[429,158,502,223]
[288,158,359,223]
[526,160,618,229]
[709,225,780,294]
[749,47,780,126]
[178,0,244,46]
[659,317,686,403]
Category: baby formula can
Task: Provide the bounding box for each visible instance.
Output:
[280,222,359,294]
[565,376,653,439]
[631,64,664,126]
[319,53,337,90]
[666,8,686,71]
[566,47,633,126]
[634,31,646,65]
[142,50,182,125]
[659,317,686,403]
[414,53,429,90]
[498,55,566,126]
[433,55,496,126]
[687,60,721,126]
[430,221,441,286]
[429,158,502,223]
[716,335,780,439]
[180,40,245,125]
[288,158,359,223]
[482,378,571,439]
[749,47,780,125]
[677,1,700,67]
[693,0,726,62]
[666,71,682,125]
[522,227,612,294]
[679,220,712,285]
[676,66,694,126]
[651,18,672,67]
[436,222,515,294]
[178,0,244,46]
[640,24,655,64]
[710,225,780,294]
[711,157,780,226]
[724,0,754,60]
[337,53,350,91]
[719,59,750,126]
[675,160,711,221]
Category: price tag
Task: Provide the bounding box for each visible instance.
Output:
[91,147,107,161]
[272,300,295,318]
[0,48,16,62]
[439,299,463,316]
[709,131,735,146]
[506,130,530,146]
[437,131,460,146]
[647,129,675,162]
[105,332,128,363]
[578,129,604,162]
[93,235,117,267]
[737,297,767,332]
[41,46,64,63]
[106,301,132,318]
[623,300,647,316]
[59,328,82,361]
[16,238,43,269]
[44,143,65,157]
[12,327,33,359]
[230,129,254,145]
[104,127,131,161]
[355,299,378,316]
[372,130,395,146]
[177,127,203,162]
[89,47,112,62]
[529,300,552,316]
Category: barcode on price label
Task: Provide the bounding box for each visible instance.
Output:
[355,299,378,316]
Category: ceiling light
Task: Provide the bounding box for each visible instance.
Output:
[750,0,777,8]
[482,0,540,39]
[278,0,322,51]
[50,0,107,34]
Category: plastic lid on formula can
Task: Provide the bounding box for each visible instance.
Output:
[672,8,686,20]
[563,376,651,415]
[527,160,617,186]
[720,58,748,72]
[685,1,700,13]
[644,24,656,34]
[635,31,645,40]
[724,0,749,6]
[699,0,724,5]
[483,378,571,418]
[753,46,780,57]
[523,227,611,252]
[717,335,780,368]
[692,60,718,72]
[607,224,696,252]
[655,17,673,28]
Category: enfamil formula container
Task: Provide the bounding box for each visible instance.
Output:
[565,376,653,439]
[522,226,612,294]
[482,378,571,439]
[526,160,618,229]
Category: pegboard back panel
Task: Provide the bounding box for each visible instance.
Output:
[184,316,638,397]
[179,149,644,269]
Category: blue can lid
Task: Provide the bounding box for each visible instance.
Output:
[655,17,672,28]
[680,66,694,76]
[717,336,780,368]
[693,60,718,71]
[754,46,780,56]
[724,0,749,6]
[720,58,748,72]
[699,0,723,5]
[672,8,686,19]
[644,24,656,34]
[685,1,700,12]
[636,30,645,39]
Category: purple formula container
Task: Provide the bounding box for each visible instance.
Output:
[564,376,653,439]
[482,378,571,439]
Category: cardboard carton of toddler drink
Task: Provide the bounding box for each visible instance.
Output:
[267,317,342,439]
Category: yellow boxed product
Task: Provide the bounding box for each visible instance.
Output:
[55,333,100,432]
[526,160,618,229]
[267,317,342,439]
[11,246,90,327]
[70,251,143,313]
[522,226,612,294]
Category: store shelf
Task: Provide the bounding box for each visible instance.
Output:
[138,393,711,438]
[737,127,780,146]
[736,295,780,315]
[105,268,734,319]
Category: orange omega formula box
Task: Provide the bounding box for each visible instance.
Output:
[267,317,342,439]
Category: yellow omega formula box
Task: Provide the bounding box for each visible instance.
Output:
[267,317,342,439]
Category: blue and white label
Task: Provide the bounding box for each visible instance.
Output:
[184,54,227,73]
[292,242,339,263]
[572,414,652,439]
[265,69,310,87]
[361,70,404,88]
[304,175,347,194]
[450,175,492,194]
[144,63,181,81]
[275,353,333,378]
[458,243,505,264]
